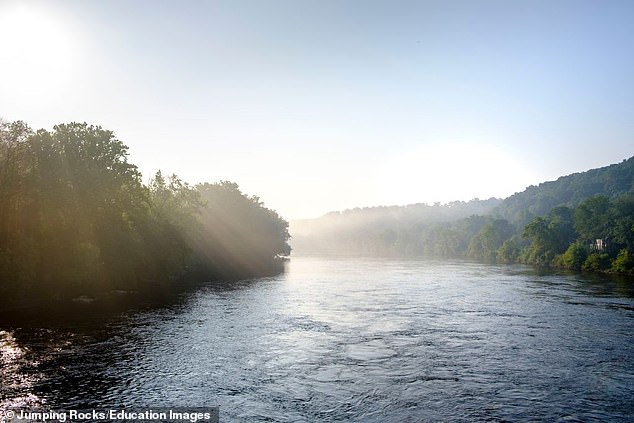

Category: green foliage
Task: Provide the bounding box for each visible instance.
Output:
[521,217,555,265]
[495,157,634,225]
[611,249,634,273]
[292,156,634,275]
[496,237,522,264]
[191,182,290,278]
[0,120,36,295]
[608,195,634,251]
[561,241,589,270]
[546,206,576,252]
[574,196,611,241]
[468,218,514,262]
[291,199,502,256]
[520,205,578,265]
[582,252,611,272]
[0,120,290,303]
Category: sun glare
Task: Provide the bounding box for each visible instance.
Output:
[0,2,76,102]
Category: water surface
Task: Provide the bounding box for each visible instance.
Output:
[2,257,633,421]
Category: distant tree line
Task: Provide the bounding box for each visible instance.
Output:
[292,156,634,274]
[294,196,634,273]
[290,198,503,254]
[0,120,290,304]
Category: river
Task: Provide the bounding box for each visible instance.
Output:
[1,257,633,422]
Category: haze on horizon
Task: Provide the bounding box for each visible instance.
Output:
[1,0,633,219]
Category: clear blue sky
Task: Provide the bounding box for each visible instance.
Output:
[1,0,633,219]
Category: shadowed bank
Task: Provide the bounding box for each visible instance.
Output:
[0,121,291,312]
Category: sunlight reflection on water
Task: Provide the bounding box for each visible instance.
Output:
[0,330,43,411]
[1,258,633,422]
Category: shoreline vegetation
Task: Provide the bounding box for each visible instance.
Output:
[292,157,634,276]
[0,120,291,311]
[1,120,632,316]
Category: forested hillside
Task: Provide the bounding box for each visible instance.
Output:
[494,157,634,226]
[0,120,290,305]
[291,198,502,255]
[291,157,634,273]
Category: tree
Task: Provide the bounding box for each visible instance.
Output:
[574,196,611,242]
[521,217,555,264]
[497,237,523,264]
[468,218,514,261]
[1,120,293,304]
[545,206,576,253]
[520,205,579,266]
[0,120,36,296]
[608,194,634,252]
[140,171,203,282]
[26,123,150,294]
[611,249,634,273]
[561,241,589,270]
[583,252,610,271]
[192,182,291,278]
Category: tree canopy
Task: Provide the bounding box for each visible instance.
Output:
[0,120,290,304]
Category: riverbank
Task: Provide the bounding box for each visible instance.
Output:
[0,258,287,318]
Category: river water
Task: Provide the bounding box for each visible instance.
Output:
[1,257,634,422]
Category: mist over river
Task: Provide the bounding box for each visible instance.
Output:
[2,257,633,422]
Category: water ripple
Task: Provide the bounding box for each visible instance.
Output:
[1,258,633,421]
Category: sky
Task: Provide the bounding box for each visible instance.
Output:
[1,0,633,219]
